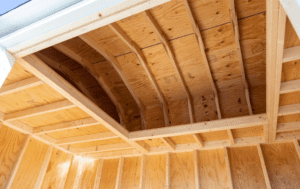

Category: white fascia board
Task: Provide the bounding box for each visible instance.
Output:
[0,46,15,88]
[0,0,171,58]
[280,0,300,39]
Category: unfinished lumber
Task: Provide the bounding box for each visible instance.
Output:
[4,100,76,121]
[93,159,104,189]
[266,2,287,142]
[33,145,54,189]
[192,134,204,148]
[4,135,30,189]
[283,45,300,63]
[280,79,300,94]
[166,153,170,189]
[18,55,149,154]
[139,155,146,189]
[143,10,195,123]
[70,143,133,154]
[161,137,176,151]
[277,122,300,133]
[224,147,234,189]
[33,118,99,134]
[56,132,118,145]
[193,150,200,189]
[115,157,124,189]
[129,114,267,140]
[53,44,126,126]
[294,140,300,160]
[0,77,43,97]
[257,144,272,189]
[109,23,170,127]
[79,34,147,129]
[227,129,235,145]
[278,103,300,116]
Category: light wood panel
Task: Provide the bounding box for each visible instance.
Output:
[64,157,81,189]
[120,157,141,189]
[143,154,166,189]
[98,159,119,189]
[78,159,100,189]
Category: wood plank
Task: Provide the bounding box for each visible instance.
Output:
[115,157,124,189]
[109,23,170,127]
[99,159,119,189]
[0,77,43,97]
[56,132,118,145]
[5,100,75,121]
[18,55,149,154]
[193,150,200,189]
[143,155,166,189]
[143,10,195,123]
[33,118,98,134]
[256,145,272,189]
[79,159,101,189]
[277,122,300,133]
[280,78,300,94]
[79,34,147,129]
[139,155,146,189]
[293,140,300,161]
[224,147,234,189]
[283,45,300,63]
[161,137,176,150]
[192,134,204,148]
[227,129,235,145]
[33,145,54,189]
[120,157,141,189]
[129,114,267,140]
[266,1,287,142]
[63,157,80,189]
[3,135,30,189]
[93,159,104,189]
[166,153,170,189]
[70,143,133,154]
[278,103,300,116]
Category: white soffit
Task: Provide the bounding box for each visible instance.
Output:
[280,0,300,39]
[0,46,15,88]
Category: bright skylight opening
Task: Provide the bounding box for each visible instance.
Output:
[0,0,31,16]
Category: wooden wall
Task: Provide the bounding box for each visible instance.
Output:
[1,125,300,189]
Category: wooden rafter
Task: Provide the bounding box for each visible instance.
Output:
[257,144,272,189]
[161,137,176,150]
[143,10,195,123]
[283,45,300,63]
[53,44,126,126]
[18,55,150,154]
[229,0,253,115]
[277,122,300,133]
[109,23,170,127]
[56,132,118,145]
[79,34,147,129]
[267,1,287,142]
[68,143,133,154]
[227,129,235,145]
[280,79,300,94]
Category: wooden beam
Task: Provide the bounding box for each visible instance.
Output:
[53,44,126,126]
[139,155,146,189]
[267,2,287,142]
[109,23,170,127]
[18,55,149,154]
[224,147,234,189]
[115,157,124,189]
[0,77,43,97]
[143,10,195,123]
[229,0,253,115]
[227,129,235,145]
[192,134,204,148]
[5,100,76,121]
[129,114,267,140]
[277,122,300,133]
[34,145,54,189]
[33,118,99,134]
[70,143,133,154]
[193,150,200,189]
[79,34,147,129]
[182,0,222,120]
[56,132,118,145]
[278,103,300,116]
[161,137,176,151]
[257,144,272,189]
[4,135,30,189]
[93,159,104,189]
[166,153,171,189]
[283,45,300,63]
[280,79,300,94]
[294,140,300,160]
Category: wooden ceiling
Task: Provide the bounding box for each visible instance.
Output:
[0,0,299,159]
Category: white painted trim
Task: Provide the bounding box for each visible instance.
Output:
[280,0,300,39]
[0,46,15,88]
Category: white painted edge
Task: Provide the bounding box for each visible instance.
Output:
[0,46,15,88]
[280,0,300,39]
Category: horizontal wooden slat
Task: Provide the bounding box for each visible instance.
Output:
[280,79,300,94]
[129,114,267,140]
[277,122,300,133]
[70,143,133,154]
[0,77,43,97]
[283,45,300,63]
[161,138,175,150]
[56,132,118,145]
[278,103,300,116]
[33,118,98,134]
[5,100,76,121]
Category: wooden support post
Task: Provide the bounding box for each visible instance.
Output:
[93,159,104,189]
[224,147,234,189]
[267,0,287,142]
[293,140,300,161]
[193,150,200,189]
[139,155,146,189]
[115,157,124,189]
[166,153,171,189]
[4,135,30,189]
[227,129,235,145]
[109,23,170,127]
[161,137,176,151]
[34,145,54,189]
[53,44,126,127]
[229,0,253,115]
[257,144,272,189]
[143,10,195,123]
[79,34,147,129]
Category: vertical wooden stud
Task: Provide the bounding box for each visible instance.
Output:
[115,157,124,189]
[224,147,234,189]
[139,155,146,189]
[166,153,171,189]
[93,159,104,189]
[194,150,200,189]
[257,144,272,189]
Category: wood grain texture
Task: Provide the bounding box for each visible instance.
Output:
[120,157,141,189]
[99,159,119,189]
[144,155,166,189]
[63,157,80,189]
[78,159,100,189]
